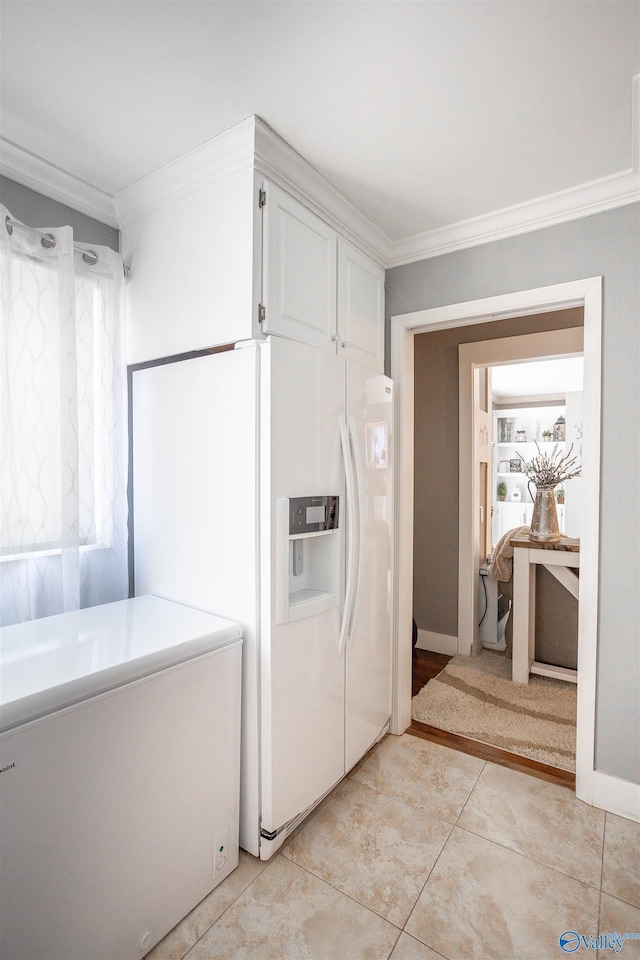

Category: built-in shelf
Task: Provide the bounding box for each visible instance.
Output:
[492,404,567,545]
[495,440,558,448]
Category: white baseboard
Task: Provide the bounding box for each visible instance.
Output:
[416,629,458,656]
[588,770,640,823]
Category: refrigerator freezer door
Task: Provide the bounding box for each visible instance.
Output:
[260,338,346,838]
[131,345,262,856]
[132,348,259,624]
[344,364,394,771]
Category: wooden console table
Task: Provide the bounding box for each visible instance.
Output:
[510,535,580,684]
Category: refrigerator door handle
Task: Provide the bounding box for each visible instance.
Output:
[338,415,357,657]
[347,417,364,645]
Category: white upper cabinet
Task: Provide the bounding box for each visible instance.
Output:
[262,181,337,352]
[261,181,385,372]
[337,237,385,371]
[116,119,386,370]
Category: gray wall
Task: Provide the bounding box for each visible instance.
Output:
[0,176,119,250]
[413,308,583,638]
[386,203,640,785]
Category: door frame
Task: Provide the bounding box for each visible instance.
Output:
[389,277,602,808]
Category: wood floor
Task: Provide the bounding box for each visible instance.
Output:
[408,647,576,790]
[411,648,453,697]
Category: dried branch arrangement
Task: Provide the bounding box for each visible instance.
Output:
[517,442,582,486]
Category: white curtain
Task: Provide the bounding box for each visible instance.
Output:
[0,205,128,626]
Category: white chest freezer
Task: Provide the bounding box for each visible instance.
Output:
[0,595,243,960]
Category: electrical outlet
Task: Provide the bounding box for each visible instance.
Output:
[213,825,229,877]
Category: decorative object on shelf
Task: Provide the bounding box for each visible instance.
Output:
[515,429,526,442]
[556,485,565,504]
[529,486,562,542]
[515,443,581,542]
[509,459,521,473]
[497,481,507,501]
[511,489,521,501]
[553,416,566,441]
[498,417,515,442]
[542,429,553,441]
[499,460,511,472]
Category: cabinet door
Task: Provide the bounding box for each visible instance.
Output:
[262,181,337,351]
[337,238,385,373]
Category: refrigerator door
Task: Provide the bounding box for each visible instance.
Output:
[132,347,259,627]
[344,363,394,771]
[131,345,262,856]
[260,338,346,839]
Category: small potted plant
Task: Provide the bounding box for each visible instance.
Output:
[556,484,565,504]
[497,481,507,501]
[542,429,553,441]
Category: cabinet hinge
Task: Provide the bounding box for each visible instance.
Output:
[258,303,266,323]
[258,188,266,209]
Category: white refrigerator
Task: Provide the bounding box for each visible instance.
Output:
[131,336,394,858]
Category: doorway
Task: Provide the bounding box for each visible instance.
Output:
[459,325,584,657]
[410,324,584,774]
[389,277,602,808]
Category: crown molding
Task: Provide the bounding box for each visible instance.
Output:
[113,118,256,228]
[389,73,640,267]
[253,117,392,265]
[388,167,640,267]
[0,137,119,228]
[114,115,392,262]
[3,75,638,265]
[4,136,637,265]
[493,393,567,407]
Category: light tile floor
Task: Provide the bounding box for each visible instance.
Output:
[147,734,640,960]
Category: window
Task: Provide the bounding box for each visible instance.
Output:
[1,209,128,624]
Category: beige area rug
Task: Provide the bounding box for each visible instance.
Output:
[411,650,577,772]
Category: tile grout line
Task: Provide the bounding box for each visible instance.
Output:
[350,774,470,831]
[280,770,471,939]
[399,763,486,954]
[452,821,605,893]
[598,810,607,899]
[179,737,481,957]
[353,734,489,827]
[400,823,455,950]
[276,852,406,934]
[593,811,640,909]
[451,760,609,892]
[452,756,488,827]
[406,723,576,789]
[178,856,271,960]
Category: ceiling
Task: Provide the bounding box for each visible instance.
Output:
[491,357,584,402]
[1,1,638,262]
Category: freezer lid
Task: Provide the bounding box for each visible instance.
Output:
[0,596,242,732]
